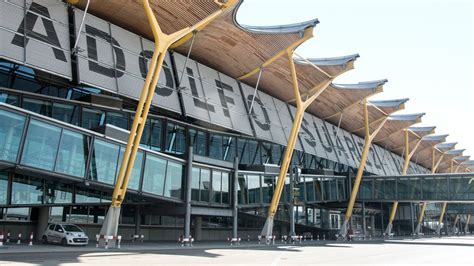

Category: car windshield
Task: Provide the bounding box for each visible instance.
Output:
[61,225,83,232]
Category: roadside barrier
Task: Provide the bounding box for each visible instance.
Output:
[28,232,34,246]
[17,233,21,245]
[6,231,10,244]
[227,237,241,246]
[0,232,4,247]
[96,234,122,249]
[178,235,194,247]
[131,234,144,242]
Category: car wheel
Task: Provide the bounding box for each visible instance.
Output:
[42,236,48,244]
[61,238,67,246]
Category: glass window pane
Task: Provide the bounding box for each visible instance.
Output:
[52,102,80,126]
[238,174,247,204]
[0,109,25,162]
[191,167,200,201]
[21,119,61,170]
[55,130,89,178]
[0,172,8,205]
[11,175,43,205]
[164,161,183,199]
[149,119,162,151]
[106,112,128,129]
[248,175,261,204]
[212,170,222,203]
[75,188,101,203]
[44,181,73,204]
[209,134,223,160]
[200,169,210,202]
[166,122,186,154]
[22,98,52,117]
[82,107,104,129]
[0,92,19,106]
[221,172,229,204]
[142,154,167,196]
[262,175,275,204]
[89,139,120,185]
[119,150,143,191]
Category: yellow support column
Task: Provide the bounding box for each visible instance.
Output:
[436,202,448,236]
[385,130,422,237]
[339,100,388,238]
[414,202,427,236]
[464,214,471,234]
[92,0,237,241]
[260,48,333,239]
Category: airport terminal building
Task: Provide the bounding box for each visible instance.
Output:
[0,0,473,241]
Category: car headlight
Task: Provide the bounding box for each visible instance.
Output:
[66,232,71,235]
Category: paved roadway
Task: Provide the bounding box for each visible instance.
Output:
[0,237,473,265]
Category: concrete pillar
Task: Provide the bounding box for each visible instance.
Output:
[410,203,415,236]
[232,156,239,239]
[184,146,193,240]
[371,215,375,237]
[37,207,50,240]
[194,216,202,241]
[134,205,141,235]
[362,202,366,238]
[289,165,296,236]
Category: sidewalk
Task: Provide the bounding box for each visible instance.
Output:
[0,238,363,254]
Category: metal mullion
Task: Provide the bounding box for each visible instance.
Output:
[52,128,65,172]
[16,115,31,165]
[138,152,147,193]
[84,136,95,180]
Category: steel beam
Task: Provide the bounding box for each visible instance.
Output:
[260,48,333,239]
[385,130,423,237]
[339,100,388,238]
[414,202,427,235]
[95,0,238,242]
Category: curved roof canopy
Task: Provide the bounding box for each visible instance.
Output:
[68,0,470,173]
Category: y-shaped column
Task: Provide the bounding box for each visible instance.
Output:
[93,0,237,243]
[260,50,333,240]
[385,130,422,237]
[339,100,388,238]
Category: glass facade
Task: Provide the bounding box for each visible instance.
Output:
[89,139,120,185]
[55,129,89,178]
[142,154,167,196]
[0,109,25,162]
[21,119,61,170]
[0,173,8,205]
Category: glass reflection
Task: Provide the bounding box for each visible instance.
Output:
[0,109,25,162]
[11,175,43,205]
[21,119,61,170]
[164,161,183,199]
[89,139,120,185]
[142,154,166,196]
[55,129,89,178]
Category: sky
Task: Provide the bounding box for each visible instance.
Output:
[237,0,474,158]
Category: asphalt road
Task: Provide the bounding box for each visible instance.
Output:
[1,237,473,265]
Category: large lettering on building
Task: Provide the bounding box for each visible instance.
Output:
[0,1,430,175]
[0,0,71,78]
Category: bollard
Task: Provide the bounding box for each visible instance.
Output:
[272,235,275,245]
[28,232,33,246]
[310,235,313,242]
[369,235,372,240]
[0,232,3,247]
[117,235,122,249]
[7,231,10,244]
[317,235,320,241]
[304,235,306,242]
[140,235,144,242]
[104,235,110,250]
[323,234,326,241]
[96,234,100,248]
[248,235,250,242]
[257,235,261,245]
[17,233,22,245]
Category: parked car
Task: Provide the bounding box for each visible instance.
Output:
[42,223,89,246]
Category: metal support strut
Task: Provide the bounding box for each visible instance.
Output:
[95,0,237,245]
[260,48,333,240]
[385,130,422,237]
[414,202,427,236]
[339,100,388,239]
